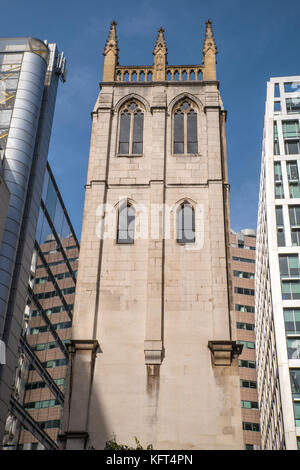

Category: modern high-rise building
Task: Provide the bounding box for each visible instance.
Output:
[256,76,300,449]
[60,21,244,450]
[2,163,79,450]
[231,229,261,449]
[0,38,66,443]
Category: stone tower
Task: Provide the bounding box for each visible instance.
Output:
[60,21,244,450]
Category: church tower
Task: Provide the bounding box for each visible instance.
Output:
[60,21,244,450]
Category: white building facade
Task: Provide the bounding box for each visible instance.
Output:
[256,76,300,449]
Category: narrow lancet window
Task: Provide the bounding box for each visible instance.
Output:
[132,111,144,154]
[177,202,195,244]
[174,112,184,154]
[117,201,135,244]
[119,111,130,154]
[119,101,144,155]
[173,100,198,154]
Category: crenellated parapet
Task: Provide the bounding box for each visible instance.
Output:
[102,20,217,83]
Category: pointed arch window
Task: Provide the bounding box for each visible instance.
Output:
[173,99,198,154]
[119,100,144,155]
[117,200,135,244]
[177,202,195,244]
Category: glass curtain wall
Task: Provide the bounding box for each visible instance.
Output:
[3,164,79,449]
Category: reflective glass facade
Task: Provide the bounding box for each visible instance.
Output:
[2,164,79,450]
[0,38,48,152]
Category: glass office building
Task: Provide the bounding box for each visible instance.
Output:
[2,163,79,450]
[0,37,66,445]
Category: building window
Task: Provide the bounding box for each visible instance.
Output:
[280,255,300,299]
[282,281,300,300]
[245,444,254,450]
[118,100,144,155]
[29,358,68,370]
[282,121,300,155]
[233,270,255,279]
[235,304,255,313]
[234,287,254,296]
[279,254,300,278]
[274,162,284,199]
[274,101,281,112]
[274,121,280,155]
[177,202,195,244]
[26,378,65,391]
[239,360,256,368]
[29,321,72,335]
[117,201,135,244]
[241,400,259,410]
[286,140,300,155]
[287,161,300,198]
[25,399,60,410]
[237,340,255,350]
[31,304,72,317]
[276,206,285,246]
[236,322,255,331]
[231,243,255,251]
[31,342,56,351]
[284,309,300,334]
[173,99,198,154]
[286,98,300,114]
[283,120,300,138]
[290,369,300,399]
[240,379,257,389]
[286,338,300,359]
[289,206,300,246]
[284,82,300,93]
[45,358,67,368]
[242,422,260,432]
[35,286,75,299]
[293,402,300,427]
[232,256,255,264]
[39,420,61,430]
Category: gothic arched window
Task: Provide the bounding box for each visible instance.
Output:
[117,200,135,244]
[177,202,195,244]
[173,99,198,154]
[119,100,144,155]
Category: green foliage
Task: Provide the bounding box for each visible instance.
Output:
[104,435,153,450]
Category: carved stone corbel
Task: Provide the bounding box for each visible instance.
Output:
[207,340,243,366]
[144,340,163,365]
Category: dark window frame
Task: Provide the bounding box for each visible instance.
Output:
[177,201,195,244]
[117,200,135,245]
[118,100,144,156]
[173,99,198,155]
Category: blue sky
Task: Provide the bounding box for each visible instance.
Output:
[4,0,300,237]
